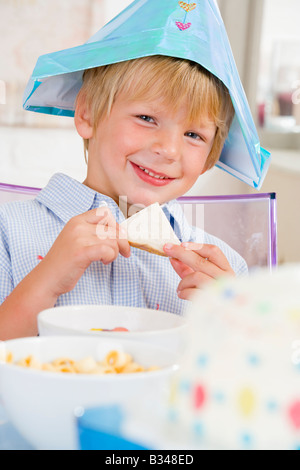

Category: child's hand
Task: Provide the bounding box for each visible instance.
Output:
[41,206,131,297]
[164,242,235,300]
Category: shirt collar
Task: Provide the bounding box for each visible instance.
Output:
[35,173,121,224]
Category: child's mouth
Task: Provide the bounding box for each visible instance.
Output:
[130,162,174,186]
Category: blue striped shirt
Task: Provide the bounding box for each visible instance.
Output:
[0,173,247,315]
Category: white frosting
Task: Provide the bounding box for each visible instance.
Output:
[166,264,300,450]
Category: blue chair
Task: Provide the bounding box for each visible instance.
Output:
[0,182,277,270]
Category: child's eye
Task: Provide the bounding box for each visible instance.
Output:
[138,115,155,123]
[185,131,202,141]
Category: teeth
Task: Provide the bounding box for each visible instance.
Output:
[138,166,168,179]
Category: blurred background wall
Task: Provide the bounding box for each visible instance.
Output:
[1,0,300,264]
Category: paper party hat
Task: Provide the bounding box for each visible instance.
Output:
[23,0,270,189]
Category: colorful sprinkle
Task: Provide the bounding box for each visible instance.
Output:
[196,354,209,368]
[194,384,206,410]
[266,400,278,412]
[213,391,226,403]
[288,309,300,322]
[289,401,300,429]
[247,354,260,366]
[37,255,44,260]
[222,288,236,299]
[168,379,179,405]
[255,301,273,314]
[240,432,253,448]
[167,408,178,423]
[237,388,256,417]
[193,420,204,437]
[179,379,191,393]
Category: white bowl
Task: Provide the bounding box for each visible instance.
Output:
[0,336,179,450]
[38,305,188,354]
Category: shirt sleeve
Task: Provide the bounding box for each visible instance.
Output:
[0,208,14,304]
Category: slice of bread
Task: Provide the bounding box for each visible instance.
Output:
[120,203,181,256]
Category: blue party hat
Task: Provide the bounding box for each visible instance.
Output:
[23,0,270,189]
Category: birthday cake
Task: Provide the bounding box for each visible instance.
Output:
[167,264,300,450]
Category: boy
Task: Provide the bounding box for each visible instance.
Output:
[0,55,246,340]
[0,0,268,339]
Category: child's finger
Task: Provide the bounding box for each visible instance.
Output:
[164,243,219,277]
[164,243,233,274]
[117,231,131,258]
[76,206,112,225]
[95,224,131,258]
[169,258,194,279]
[85,243,118,265]
[96,205,117,228]
[177,287,205,301]
[177,271,213,294]
[78,208,131,259]
[181,242,233,271]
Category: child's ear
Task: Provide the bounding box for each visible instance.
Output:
[74,93,93,139]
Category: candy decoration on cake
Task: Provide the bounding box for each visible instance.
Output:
[194,384,206,410]
[238,388,256,417]
[167,265,300,450]
[289,401,300,430]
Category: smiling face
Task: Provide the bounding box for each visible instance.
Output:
[82,94,216,207]
[75,56,234,209]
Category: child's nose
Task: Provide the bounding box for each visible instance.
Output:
[151,129,181,161]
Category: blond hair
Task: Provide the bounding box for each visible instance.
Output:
[76,55,234,170]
